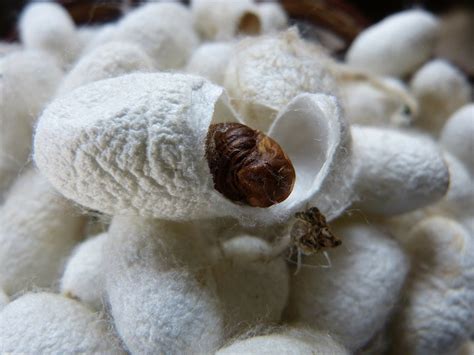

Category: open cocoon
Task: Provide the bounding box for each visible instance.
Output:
[192,0,261,41]
[186,42,233,85]
[351,126,450,215]
[19,2,79,66]
[224,29,337,132]
[410,59,471,135]
[60,232,107,311]
[287,219,409,351]
[58,41,154,94]
[212,236,289,338]
[0,169,85,295]
[0,292,125,353]
[105,216,223,354]
[390,216,474,355]
[440,104,474,176]
[346,10,439,77]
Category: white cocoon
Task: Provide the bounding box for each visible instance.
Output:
[391,216,474,354]
[0,288,8,311]
[186,42,233,85]
[0,169,85,295]
[113,3,198,69]
[411,59,471,135]
[346,10,439,77]
[224,29,337,132]
[351,126,450,215]
[192,0,261,41]
[19,3,79,66]
[287,219,409,351]
[105,216,223,354]
[212,236,289,338]
[440,104,474,176]
[257,2,288,34]
[217,327,348,355]
[0,293,125,353]
[58,41,154,94]
[60,233,107,311]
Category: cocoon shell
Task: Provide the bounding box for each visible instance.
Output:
[257,2,288,33]
[192,0,261,41]
[212,236,289,338]
[0,169,85,295]
[287,219,409,351]
[19,3,79,66]
[440,104,474,176]
[105,216,223,354]
[346,10,439,77]
[351,126,450,215]
[186,42,233,85]
[58,41,154,94]
[411,59,471,135]
[0,293,124,353]
[60,233,107,311]
[224,29,337,132]
[390,216,474,354]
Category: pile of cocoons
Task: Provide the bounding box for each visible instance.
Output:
[1,1,473,354]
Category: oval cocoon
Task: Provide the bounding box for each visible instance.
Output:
[186,42,233,85]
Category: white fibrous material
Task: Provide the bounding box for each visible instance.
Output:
[19,3,79,66]
[60,233,107,311]
[105,216,223,354]
[411,59,471,135]
[351,126,450,215]
[0,293,125,354]
[0,288,8,311]
[391,216,474,354]
[113,3,198,69]
[212,236,289,338]
[216,327,348,355]
[0,50,62,195]
[58,41,154,94]
[186,42,233,85]
[440,104,474,176]
[287,219,409,352]
[83,24,118,53]
[224,29,337,132]
[257,2,288,34]
[192,0,261,41]
[0,169,85,295]
[346,10,439,77]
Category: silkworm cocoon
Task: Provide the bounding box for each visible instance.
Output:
[351,126,450,215]
[60,233,107,311]
[346,10,439,77]
[186,42,233,85]
[0,288,8,311]
[113,3,198,69]
[411,59,471,135]
[224,29,337,132]
[19,3,79,66]
[257,2,288,34]
[287,219,409,351]
[0,293,125,353]
[58,41,154,94]
[105,216,223,354]
[192,0,261,41]
[216,327,349,355]
[440,104,474,176]
[0,169,85,295]
[212,236,289,338]
[391,216,474,354]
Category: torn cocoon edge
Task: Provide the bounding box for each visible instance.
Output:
[346,9,439,77]
[18,2,80,67]
[0,293,125,354]
[390,216,474,355]
[287,218,409,352]
[60,233,108,311]
[224,29,337,132]
[105,216,223,354]
[0,169,86,296]
[350,126,450,216]
[212,235,289,339]
[186,42,234,85]
[410,59,471,136]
